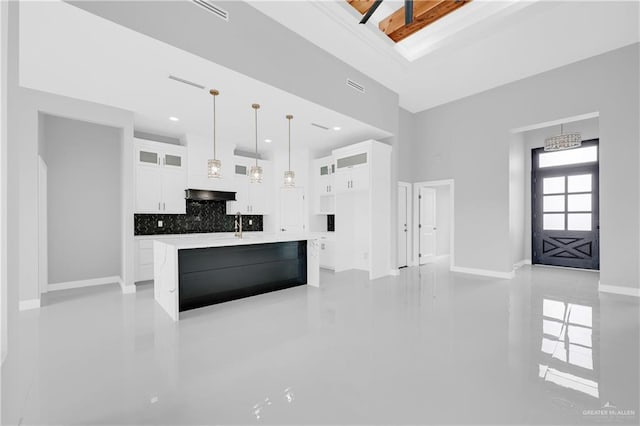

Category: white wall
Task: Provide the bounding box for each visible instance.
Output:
[1,0,9,364]
[411,43,639,290]
[509,133,525,267]
[435,186,451,256]
[522,118,600,261]
[7,0,135,304]
[42,115,122,285]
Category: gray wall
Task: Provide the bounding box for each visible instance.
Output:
[42,115,122,284]
[522,118,600,261]
[411,43,639,290]
[398,108,415,183]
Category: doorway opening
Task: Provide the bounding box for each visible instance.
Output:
[532,140,600,270]
[413,180,454,269]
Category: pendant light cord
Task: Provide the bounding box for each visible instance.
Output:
[213,94,217,159]
[288,117,291,170]
[255,107,258,167]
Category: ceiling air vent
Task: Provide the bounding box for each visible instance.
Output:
[192,0,229,21]
[346,78,365,94]
[311,123,330,130]
[168,75,205,90]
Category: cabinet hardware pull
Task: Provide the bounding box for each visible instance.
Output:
[163,202,166,211]
[158,202,161,211]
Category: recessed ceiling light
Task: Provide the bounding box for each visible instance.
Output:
[264,139,272,143]
[169,116,180,122]
[333,126,341,131]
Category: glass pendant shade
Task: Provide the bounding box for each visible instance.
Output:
[284,170,295,187]
[544,124,582,152]
[208,89,222,178]
[250,165,263,183]
[207,159,222,178]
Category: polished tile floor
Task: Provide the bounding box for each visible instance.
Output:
[2,262,639,425]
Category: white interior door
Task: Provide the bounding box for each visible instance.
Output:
[279,187,305,233]
[419,187,437,265]
[397,184,408,267]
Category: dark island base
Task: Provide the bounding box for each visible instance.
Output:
[178,241,307,312]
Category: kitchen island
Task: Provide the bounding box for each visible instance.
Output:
[153,234,320,321]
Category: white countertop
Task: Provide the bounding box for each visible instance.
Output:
[155,233,318,250]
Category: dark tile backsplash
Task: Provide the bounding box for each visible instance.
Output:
[327,214,335,232]
[134,199,263,235]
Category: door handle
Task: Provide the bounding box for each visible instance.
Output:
[281,228,286,232]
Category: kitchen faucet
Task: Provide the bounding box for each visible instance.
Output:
[234,211,243,238]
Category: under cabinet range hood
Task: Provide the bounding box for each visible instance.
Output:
[184,189,236,201]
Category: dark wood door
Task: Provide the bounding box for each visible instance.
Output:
[532,140,599,270]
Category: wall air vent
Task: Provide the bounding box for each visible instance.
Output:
[192,0,229,21]
[168,75,205,90]
[311,123,330,130]
[346,78,365,93]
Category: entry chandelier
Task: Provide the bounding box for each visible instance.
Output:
[207,89,222,178]
[249,103,263,183]
[284,114,295,187]
[544,124,582,152]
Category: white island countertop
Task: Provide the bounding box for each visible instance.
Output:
[157,233,318,250]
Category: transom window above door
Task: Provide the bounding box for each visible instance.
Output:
[538,145,598,168]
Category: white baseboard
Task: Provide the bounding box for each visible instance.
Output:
[599,283,640,297]
[451,266,515,280]
[513,259,531,269]
[19,298,41,311]
[48,275,121,292]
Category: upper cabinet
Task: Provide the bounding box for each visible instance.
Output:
[226,156,272,215]
[333,148,369,193]
[313,155,335,214]
[135,139,187,214]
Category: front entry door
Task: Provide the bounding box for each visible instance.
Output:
[419,187,436,265]
[532,140,599,270]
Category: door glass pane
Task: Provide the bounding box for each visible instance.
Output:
[568,174,592,193]
[539,146,597,168]
[568,194,592,212]
[165,154,182,167]
[543,195,565,212]
[543,177,565,194]
[544,214,565,230]
[139,150,158,164]
[568,213,592,231]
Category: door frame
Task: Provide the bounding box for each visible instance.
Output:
[397,181,412,267]
[413,179,455,270]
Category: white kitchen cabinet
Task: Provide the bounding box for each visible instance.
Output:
[319,238,335,270]
[226,157,272,215]
[134,238,155,282]
[313,156,336,214]
[334,150,369,193]
[135,139,187,214]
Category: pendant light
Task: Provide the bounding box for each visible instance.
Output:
[207,89,222,178]
[249,103,263,183]
[544,123,582,152]
[284,114,295,187]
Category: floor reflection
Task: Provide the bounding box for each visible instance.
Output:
[535,288,600,404]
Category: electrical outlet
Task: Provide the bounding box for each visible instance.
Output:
[158,220,163,228]
[249,219,253,225]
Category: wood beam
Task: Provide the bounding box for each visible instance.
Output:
[346,0,377,15]
[379,0,472,43]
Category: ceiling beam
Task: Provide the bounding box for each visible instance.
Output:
[379,0,472,43]
[359,0,383,24]
[346,0,377,15]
